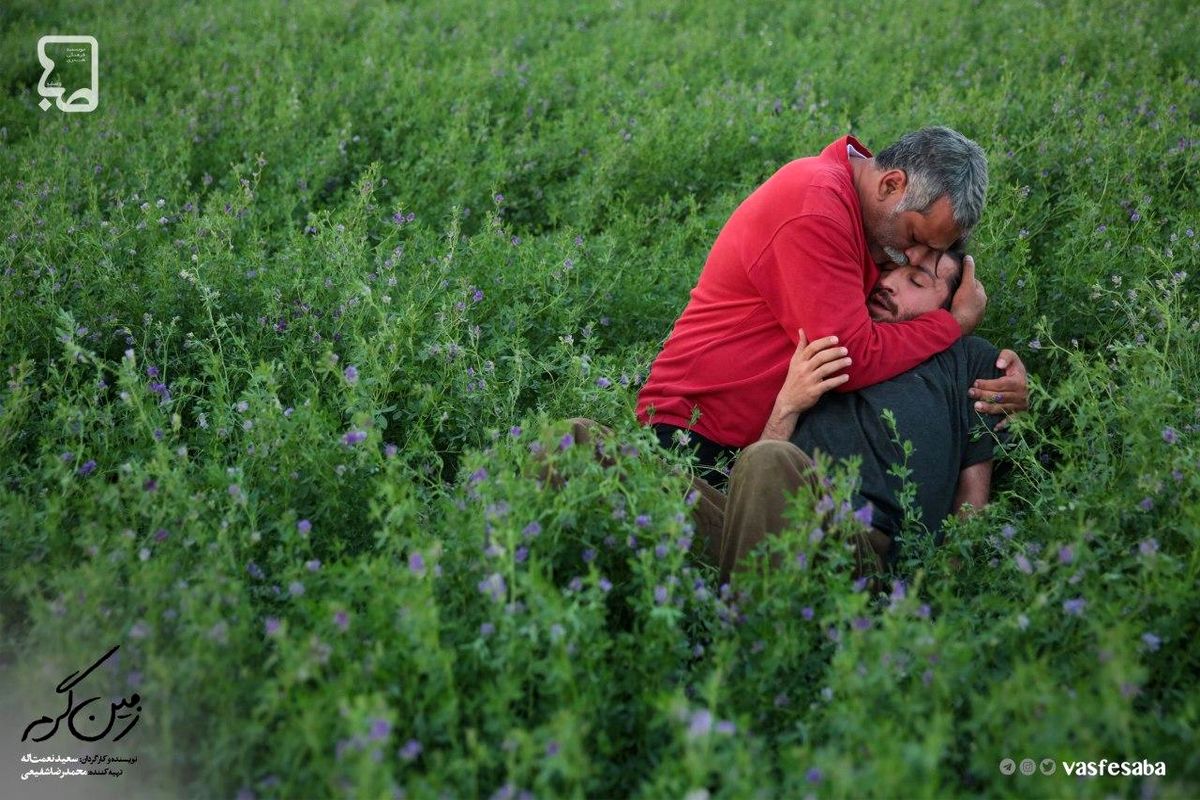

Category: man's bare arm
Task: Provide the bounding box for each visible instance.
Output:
[953,460,993,518]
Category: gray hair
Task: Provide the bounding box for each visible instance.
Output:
[875,126,988,235]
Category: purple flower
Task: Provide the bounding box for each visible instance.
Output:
[598,577,612,592]
[399,739,422,761]
[806,767,823,784]
[288,581,305,597]
[514,546,528,563]
[582,548,596,563]
[1058,546,1073,564]
[654,585,668,605]
[469,467,488,484]
[1161,426,1179,444]
[1142,632,1162,651]
[264,617,281,636]
[493,193,505,204]
[78,459,97,476]
[342,429,367,446]
[305,559,321,572]
[523,521,541,539]
[1139,538,1159,556]
[568,576,583,592]
[146,365,159,378]
[298,519,312,535]
[1015,554,1033,574]
[247,561,264,580]
[154,528,169,542]
[472,289,484,303]
[61,451,74,463]
[369,718,391,741]
[478,572,507,602]
[716,720,736,735]
[333,610,349,631]
[687,709,713,738]
[1001,524,1016,539]
[852,577,868,592]
[596,377,611,389]
[480,622,495,636]
[809,527,825,545]
[801,606,814,620]
[384,443,398,459]
[344,365,359,384]
[852,616,872,631]
[409,552,426,576]
[853,504,873,527]
[635,514,651,528]
[558,432,574,450]
[1062,597,1087,616]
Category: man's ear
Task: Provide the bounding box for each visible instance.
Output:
[877,168,908,201]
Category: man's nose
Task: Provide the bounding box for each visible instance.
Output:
[904,244,932,265]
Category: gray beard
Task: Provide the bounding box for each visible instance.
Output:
[882,245,908,266]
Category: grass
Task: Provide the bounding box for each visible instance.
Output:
[1,0,1198,797]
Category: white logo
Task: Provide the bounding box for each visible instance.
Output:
[37,35,98,113]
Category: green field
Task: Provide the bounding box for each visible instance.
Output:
[1,0,1198,797]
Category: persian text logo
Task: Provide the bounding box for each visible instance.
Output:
[20,645,142,743]
[37,35,99,113]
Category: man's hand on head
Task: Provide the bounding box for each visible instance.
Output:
[950,254,987,335]
[969,349,1029,430]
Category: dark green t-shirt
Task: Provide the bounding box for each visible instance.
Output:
[790,336,1006,544]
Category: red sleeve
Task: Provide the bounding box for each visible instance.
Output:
[746,212,961,391]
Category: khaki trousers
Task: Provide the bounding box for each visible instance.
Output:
[555,420,891,589]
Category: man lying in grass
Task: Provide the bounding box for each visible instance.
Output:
[689,246,1014,586]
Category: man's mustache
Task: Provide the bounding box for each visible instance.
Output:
[870,288,897,316]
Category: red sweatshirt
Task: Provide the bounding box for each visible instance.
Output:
[636,135,962,448]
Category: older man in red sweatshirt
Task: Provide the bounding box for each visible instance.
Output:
[637,126,1027,488]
